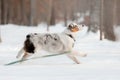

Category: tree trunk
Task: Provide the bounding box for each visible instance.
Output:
[87,0,94,32]
[113,0,117,26]
[50,3,55,25]
[1,0,4,24]
[30,0,37,26]
[100,0,104,40]
[47,0,52,31]
[0,0,1,24]
[21,0,31,26]
[63,0,67,27]
[103,0,116,41]
[0,1,1,41]
[0,28,1,43]
[116,0,120,25]
[64,8,67,27]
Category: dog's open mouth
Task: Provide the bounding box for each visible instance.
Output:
[70,27,79,32]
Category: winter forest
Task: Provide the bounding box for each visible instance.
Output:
[0,0,120,80]
[0,0,120,41]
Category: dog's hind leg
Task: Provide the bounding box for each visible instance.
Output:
[21,52,32,60]
[75,53,87,57]
[16,48,25,58]
[67,54,80,64]
[71,50,87,57]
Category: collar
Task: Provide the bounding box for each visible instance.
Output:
[66,34,76,41]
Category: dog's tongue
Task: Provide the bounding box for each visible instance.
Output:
[71,27,79,32]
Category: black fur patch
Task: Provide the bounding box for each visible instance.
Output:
[24,38,35,54]
[67,34,76,41]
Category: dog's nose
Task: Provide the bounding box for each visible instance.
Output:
[26,35,30,38]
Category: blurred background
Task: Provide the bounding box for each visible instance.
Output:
[0,0,120,41]
[1,1,120,77]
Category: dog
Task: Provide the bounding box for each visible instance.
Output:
[16,23,86,64]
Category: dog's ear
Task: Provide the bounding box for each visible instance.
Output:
[68,23,74,29]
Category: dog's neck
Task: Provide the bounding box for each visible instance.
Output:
[63,29,78,40]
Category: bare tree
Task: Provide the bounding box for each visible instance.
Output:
[100,0,104,40]
[113,0,117,26]
[0,0,1,24]
[116,0,120,25]
[0,0,3,42]
[0,28,1,43]
[88,0,100,32]
[47,0,52,31]
[49,0,55,25]
[30,0,38,26]
[103,0,116,41]
[63,0,68,27]
[0,0,4,24]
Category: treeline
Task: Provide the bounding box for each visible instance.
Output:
[0,0,90,26]
[0,0,33,26]
[0,0,120,41]
[100,0,120,41]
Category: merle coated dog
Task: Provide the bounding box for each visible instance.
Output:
[16,23,86,64]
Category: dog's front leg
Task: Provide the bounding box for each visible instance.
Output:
[67,54,80,64]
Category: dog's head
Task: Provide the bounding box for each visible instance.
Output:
[68,23,84,32]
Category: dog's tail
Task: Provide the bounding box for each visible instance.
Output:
[23,34,35,53]
[16,34,35,59]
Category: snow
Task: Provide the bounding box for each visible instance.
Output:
[0,23,120,80]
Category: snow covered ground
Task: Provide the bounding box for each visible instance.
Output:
[0,23,120,80]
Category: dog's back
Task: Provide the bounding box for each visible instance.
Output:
[30,33,74,53]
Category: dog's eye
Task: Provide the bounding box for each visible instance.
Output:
[68,25,74,29]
